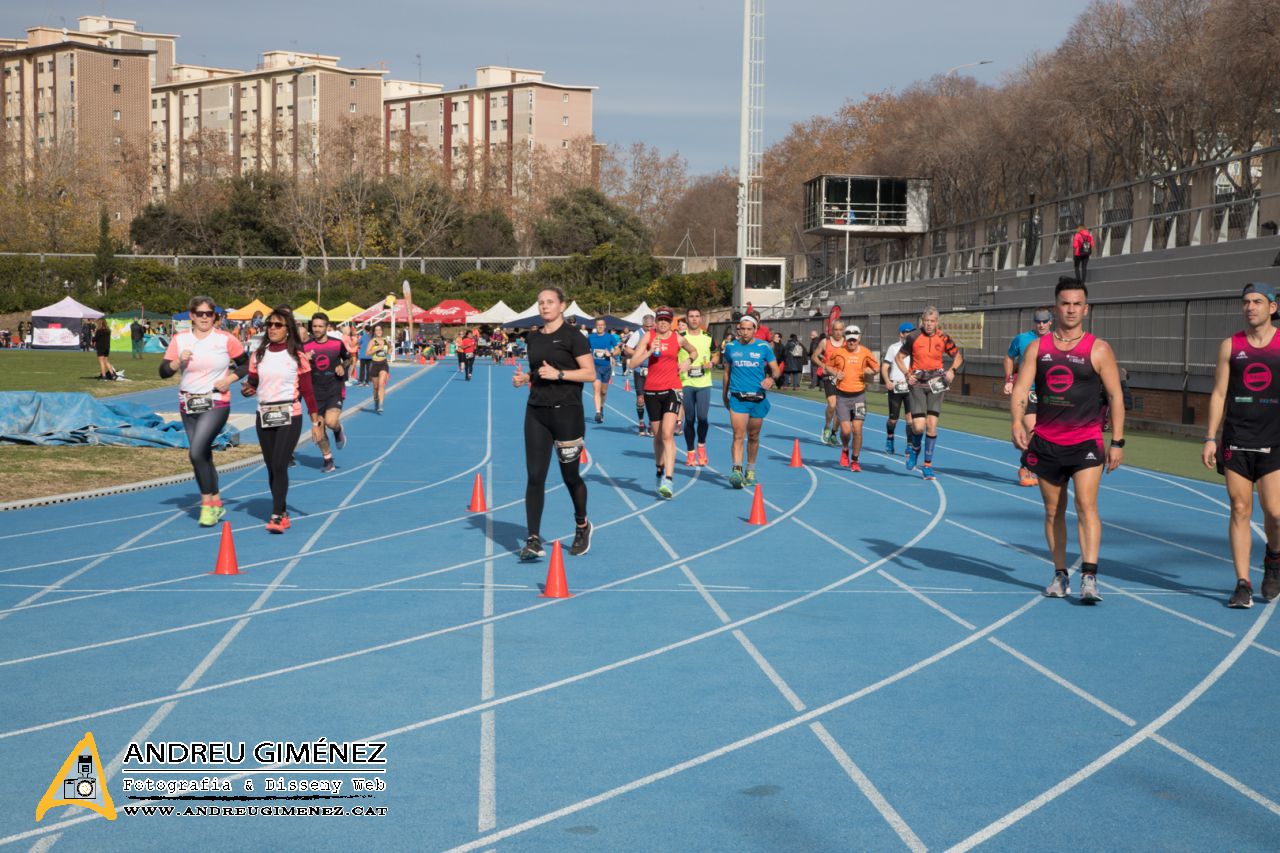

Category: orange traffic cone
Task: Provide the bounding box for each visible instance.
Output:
[789,439,803,468]
[747,484,768,525]
[468,473,487,512]
[579,447,590,465]
[210,521,240,575]
[540,540,572,598]
[624,378,631,392]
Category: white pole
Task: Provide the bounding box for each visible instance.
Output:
[736,0,751,261]
[390,301,397,364]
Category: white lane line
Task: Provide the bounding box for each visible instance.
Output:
[986,638,1137,726]
[876,569,976,631]
[478,378,498,834]
[1149,733,1280,818]
[946,600,1278,852]
[809,722,928,853]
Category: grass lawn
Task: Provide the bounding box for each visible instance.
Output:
[0,444,262,503]
[769,383,1219,484]
[0,350,177,398]
[0,350,257,503]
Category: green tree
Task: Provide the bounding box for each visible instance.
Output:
[451,208,519,257]
[92,206,117,290]
[532,187,653,255]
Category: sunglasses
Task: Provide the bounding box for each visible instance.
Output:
[192,310,215,318]
[265,321,288,329]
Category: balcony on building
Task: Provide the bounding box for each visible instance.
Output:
[803,175,930,236]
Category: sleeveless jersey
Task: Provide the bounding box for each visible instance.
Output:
[303,336,349,388]
[1224,330,1280,450]
[644,330,683,391]
[1033,333,1104,445]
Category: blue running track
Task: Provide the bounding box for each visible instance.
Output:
[1,361,1277,851]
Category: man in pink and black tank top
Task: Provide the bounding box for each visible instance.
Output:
[1203,282,1280,608]
[1011,277,1126,604]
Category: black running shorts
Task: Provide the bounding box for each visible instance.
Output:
[1022,433,1104,485]
[644,388,682,422]
[1218,444,1280,482]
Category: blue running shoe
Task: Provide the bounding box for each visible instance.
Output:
[885,438,894,454]
[906,446,918,470]
[921,465,935,480]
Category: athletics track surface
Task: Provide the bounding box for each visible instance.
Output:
[1,361,1278,851]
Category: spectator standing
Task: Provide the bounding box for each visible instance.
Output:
[1072,224,1094,283]
[783,333,806,389]
[807,330,821,388]
[130,318,145,359]
[357,325,372,386]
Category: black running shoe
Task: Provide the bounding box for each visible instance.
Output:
[594,411,603,424]
[569,521,592,556]
[288,455,297,468]
[335,427,346,451]
[1263,556,1280,602]
[519,535,545,562]
[1228,579,1254,609]
[322,457,336,474]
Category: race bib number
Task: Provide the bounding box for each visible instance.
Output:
[687,366,704,378]
[593,348,610,359]
[183,393,214,414]
[855,401,867,418]
[259,404,293,429]
[926,376,949,394]
[892,381,908,395]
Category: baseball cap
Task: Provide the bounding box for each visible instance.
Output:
[844,325,862,340]
[898,322,914,334]
[1033,309,1053,323]
[655,308,674,321]
[1242,282,1278,302]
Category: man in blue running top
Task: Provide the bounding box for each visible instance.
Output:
[586,317,621,424]
[1004,308,1053,487]
[722,314,781,488]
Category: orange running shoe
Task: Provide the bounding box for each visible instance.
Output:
[849,460,862,472]
[685,450,697,467]
[697,444,708,466]
[840,448,850,468]
[1018,467,1037,487]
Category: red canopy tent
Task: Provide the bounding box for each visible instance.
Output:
[349,298,431,325]
[419,299,479,325]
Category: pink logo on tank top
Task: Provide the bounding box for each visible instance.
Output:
[1243,362,1272,392]
[1044,365,1074,393]
[1026,452,1038,466]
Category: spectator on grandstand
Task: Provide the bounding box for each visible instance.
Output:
[1073,224,1094,283]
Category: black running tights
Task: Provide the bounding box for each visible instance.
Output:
[524,404,588,537]
[182,407,230,495]
[256,418,303,515]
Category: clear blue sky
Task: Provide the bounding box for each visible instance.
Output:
[5,1,1094,174]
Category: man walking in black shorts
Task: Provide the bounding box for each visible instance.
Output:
[1203,282,1280,607]
[1011,277,1126,604]
[303,312,352,473]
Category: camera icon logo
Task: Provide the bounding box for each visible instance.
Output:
[36,734,117,822]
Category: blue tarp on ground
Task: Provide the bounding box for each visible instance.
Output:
[0,392,240,448]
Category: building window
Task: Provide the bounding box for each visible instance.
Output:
[113,136,121,145]
[112,110,121,120]
[112,84,121,94]
[349,78,356,88]
[37,62,44,73]
[151,98,157,108]
[348,103,356,113]
[112,59,121,69]
[562,93,569,102]
[562,140,568,148]
[562,116,569,125]
[490,120,497,132]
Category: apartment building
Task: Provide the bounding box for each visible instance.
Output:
[150,50,384,195]
[384,66,595,191]
[0,21,152,181]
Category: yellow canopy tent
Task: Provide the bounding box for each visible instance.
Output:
[226,298,273,321]
[326,302,365,323]
[293,300,327,320]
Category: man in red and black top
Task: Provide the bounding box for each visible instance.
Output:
[1203,282,1280,608]
[303,312,353,473]
[455,328,478,381]
[1011,277,1125,604]
[894,306,964,480]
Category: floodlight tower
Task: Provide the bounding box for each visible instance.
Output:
[734,0,786,310]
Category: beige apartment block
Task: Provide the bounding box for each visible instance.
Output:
[0,23,152,215]
[384,66,594,192]
[150,51,384,195]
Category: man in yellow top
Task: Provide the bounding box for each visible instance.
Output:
[679,307,716,466]
[825,325,879,471]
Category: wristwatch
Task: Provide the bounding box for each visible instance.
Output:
[557,369,564,381]
[1110,438,1126,448]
